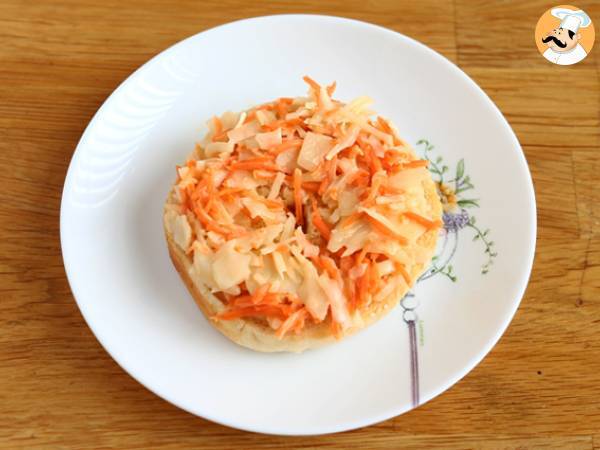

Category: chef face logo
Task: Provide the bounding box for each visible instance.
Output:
[542,27,580,52]
[535,5,595,66]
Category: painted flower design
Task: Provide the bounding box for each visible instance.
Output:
[442,209,469,232]
[415,139,497,278]
[402,139,500,409]
[436,181,458,213]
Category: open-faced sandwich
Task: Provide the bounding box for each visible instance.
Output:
[164,77,442,352]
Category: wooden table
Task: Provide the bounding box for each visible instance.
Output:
[2,1,599,448]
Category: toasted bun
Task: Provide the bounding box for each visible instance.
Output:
[163,175,441,353]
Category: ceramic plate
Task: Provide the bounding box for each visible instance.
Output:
[60,15,536,435]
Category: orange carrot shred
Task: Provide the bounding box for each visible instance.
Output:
[357,267,370,307]
[293,168,304,226]
[320,256,340,280]
[403,211,443,229]
[330,315,343,339]
[251,283,271,305]
[326,81,337,96]
[302,75,320,91]
[340,211,362,229]
[276,308,308,339]
[310,197,331,241]
[244,109,257,123]
[397,160,429,170]
[368,257,380,291]
[271,139,303,154]
[302,181,321,193]
[212,116,222,136]
[365,215,409,245]
[355,247,369,265]
[216,305,288,321]
[310,255,325,272]
[395,262,412,286]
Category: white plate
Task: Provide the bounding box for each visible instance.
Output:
[60,15,536,435]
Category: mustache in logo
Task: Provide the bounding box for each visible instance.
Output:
[542,35,567,48]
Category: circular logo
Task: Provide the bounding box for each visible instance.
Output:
[535,5,595,66]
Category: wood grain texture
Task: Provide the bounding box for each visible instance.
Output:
[1,0,599,448]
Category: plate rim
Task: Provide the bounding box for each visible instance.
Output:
[60,13,537,435]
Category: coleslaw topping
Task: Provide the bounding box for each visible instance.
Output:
[165,77,441,338]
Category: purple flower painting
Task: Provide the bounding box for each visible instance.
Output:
[401,139,497,407]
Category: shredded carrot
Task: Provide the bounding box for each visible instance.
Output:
[216,304,290,321]
[326,81,337,96]
[346,279,357,312]
[348,171,370,188]
[376,116,392,134]
[339,256,354,273]
[357,268,370,307]
[292,309,308,334]
[271,139,303,154]
[323,105,341,118]
[211,116,223,139]
[244,109,257,124]
[218,187,248,198]
[330,315,343,339]
[368,257,380,292]
[275,97,294,120]
[346,168,368,186]
[253,169,277,180]
[178,185,192,213]
[251,283,271,304]
[310,197,331,241]
[317,179,328,196]
[293,168,303,226]
[204,170,216,211]
[253,195,284,209]
[329,155,338,179]
[308,123,334,135]
[212,128,229,142]
[193,203,235,237]
[363,143,382,175]
[395,159,429,171]
[376,116,402,146]
[302,75,320,91]
[339,211,362,229]
[310,255,325,272]
[256,102,275,111]
[403,211,443,229]
[355,247,369,265]
[380,185,405,195]
[363,174,383,206]
[366,215,409,245]
[276,308,308,338]
[302,181,321,193]
[276,243,290,254]
[320,256,340,280]
[394,262,412,286]
[228,295,253,308]
[302,75,324,109]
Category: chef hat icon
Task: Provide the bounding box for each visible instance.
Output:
[551,8,592,33]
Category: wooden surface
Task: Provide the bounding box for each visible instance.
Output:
[1,0,599,448]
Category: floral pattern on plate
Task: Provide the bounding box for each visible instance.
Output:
[401,139,498,407]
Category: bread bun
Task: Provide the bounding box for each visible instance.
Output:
[163,77,442,352]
